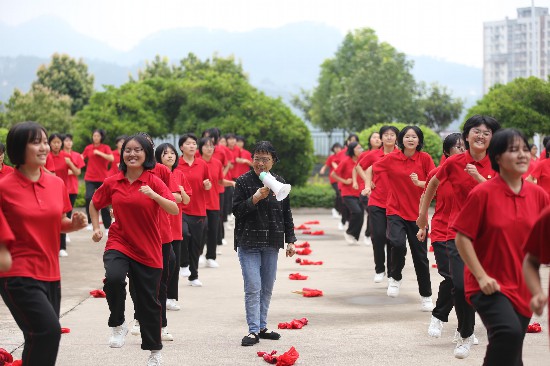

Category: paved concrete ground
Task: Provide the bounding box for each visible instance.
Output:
[0,209,548,365]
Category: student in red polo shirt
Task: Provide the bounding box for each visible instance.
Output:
[176,133,212,287]
[155,143,191,311]
[0,142,14,180]
[90,134,178,365]
[367,126,434,310]
[320,143,343,219]
[527,140,550,195]
[0,122,87,366]
[331,141,364,245]
[357,126,399,282]
[453,129,549,366]
[416,133,465,339]
[0,208,14,271]
[539,136,549,161]
[108,135,127,177]
[418,115,500,359]
[523,206,550,344]
[63,134,85,208]
[235,135,253,178]
[83,129,114,231]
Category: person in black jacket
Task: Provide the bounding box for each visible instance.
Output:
[233,141,296,347]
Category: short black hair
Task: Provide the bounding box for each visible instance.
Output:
[236,135,246,143]
[93,128,106,143]
[542,136,550,147]
[346,133,359,145]
[0,142,5,154]
[397,126,424,152]
[442,133,463,158]
[225,133,236,140]
[330,142,342,153]
[115,135,128,144]
[155,143,179,171]
[488,128,529,173]
[64,133,73,141]
[118,134,156,172]
[48,133,65,149]
[198,137,214,156]
[206,128,221,145]
[367,132,380,150]
[178,133,197,149]
[7,122,48,167]
[252,141,279,163]
[379,125,400,137]
[346,141,360,157]
[462,115,500,149]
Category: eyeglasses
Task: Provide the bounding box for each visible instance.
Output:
[124,147,144,154]
[471,129,492,138]
[253,157,272,164]
[452,145,466,152]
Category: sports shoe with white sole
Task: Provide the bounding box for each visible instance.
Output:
[130,320,140,336]
[363,236,372,246]
[428,316,444,338]
[166,299,181,311]
[387,278,401,297]
[66,234,71,243]
[188,279,203,287]
[421,296,434,312]
[338,222,345,231]
[453,330,479,345]
[332,208,340,218]
[109,321,128,348]
[161,327,173,341]
[344,232,358,245]
[199,255,206,266]
[454,336,473,359]
[206,259,219,268]
[179,266,191,277]
[147,351,162,366]
[59,249,68,257]
[373,272,386,283]
[221,238,228,246]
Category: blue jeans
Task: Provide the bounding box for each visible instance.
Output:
[238,246,279,334]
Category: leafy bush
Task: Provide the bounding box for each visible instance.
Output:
[75,180,86,208]
[358,122,442,166]
[290,182,335,208]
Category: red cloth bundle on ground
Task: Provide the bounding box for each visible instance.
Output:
[296,258,323,265]
[61,327,71,334]
[90,289,106,298]
[294,242,310,248]
[288,273,308,280]
[257,350,277,364]
[431,263,437,268]
[293,288,323,297]
[257,347,299,366]
[296,248,312,255]
[294,224,310,230]
[304,220,320,224]
[310,230,324,235]
[278,318,309,329]
[527,322,542,333]
[301,230,311,234]
[429,245,434,252]
[0,348,13,365]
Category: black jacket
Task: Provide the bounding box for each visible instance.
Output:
[232,170,296,250]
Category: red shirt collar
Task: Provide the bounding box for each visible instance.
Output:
[396,150,420,161]
[114,170,149,183]
[465,150,490,168]
[13,168,47,188]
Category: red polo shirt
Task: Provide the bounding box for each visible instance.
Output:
[0,164,14,181]
[357,148,398,209]
[435,151,496,240]
[108,149,121,177]
[65,150,85,194]
[324,154,338,184]
[373,150,435,221]
[425,167,453,243]
[227,145,241,179]
[0,169,72,281]
[540,148,547,160]
[82,143,112,182]
[334,156,363,197]
[235,148,252,179]
[169,169,193,241]
[201,157,223,210]
[92,171,175,268]
[151,164,180,244]
[529,158,550,195]
[49,150,73,188]
[176,157,210,216]
[452,177,549,318]
[45,153,56,173]
[0,208,14,245]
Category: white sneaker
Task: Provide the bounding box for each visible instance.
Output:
[130,320,140,336]
[452,331,479,345]
[373,272,386,283]
[206,259,219,268]
[179,266,191,277]
[338,222,345,231]
[109,321,128,348]
[188,279,203,287]
[161,327,173,341]
[454,336,473,359]
[428,316,444,338]
[86,224,93,231]
[332,208,340,218]
[199,255,206,266]
[387,278,401,297]
[421,296,434,312]
[344,232,358,245]
[166,299,180,311]
[59,249,68,257]
[66,235,71,243]
[221,238,228,246]
[363,236,372,246]
[147,351,162,366]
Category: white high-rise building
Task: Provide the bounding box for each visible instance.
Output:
[483,6,550,94]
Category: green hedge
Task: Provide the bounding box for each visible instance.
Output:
[75,180,86,208]
[290,182,335,208]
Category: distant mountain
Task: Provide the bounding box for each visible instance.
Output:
[0,16,481,123]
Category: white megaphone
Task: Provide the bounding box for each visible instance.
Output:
[259,172,291,201]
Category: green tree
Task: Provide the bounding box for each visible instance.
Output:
[33,53,95,115]
[417,82,464,132]
[294,28,420,132]
[358,122,442,166]
[467,77,550,136]
[3,84,73,133]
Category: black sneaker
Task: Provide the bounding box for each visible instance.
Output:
[259,329,281,340]
[241,333,259,346]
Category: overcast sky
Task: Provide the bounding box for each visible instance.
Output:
[1,0,549,68]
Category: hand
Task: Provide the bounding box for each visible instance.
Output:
[343,178,352,185]
[477,275,500,295]
[0,246,12,272]
[93,149,100,155]
[203,179,212,190]
[530,292,548,316]
[416,227,426,241]
[352,181,359,190]
[416,216,428,230]
[371,181,376,189]
[139,185,158,199]
[92,229,103,242]
[464,164,481,179]
[109,208,115,220]
[71,211,88,231]
[286,243,296,257]
[253,186,270,201]
[361,187,371,197]
[410,173,420,186]
[64,157,72,165]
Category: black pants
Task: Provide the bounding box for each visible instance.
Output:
[182,214,206,281]
[431,241,454,322]
[0,277,61,366]
[368,206,392,274]
[343,196,364,240]
[167,240,181,300]
[60,193,78,251]
[471,292,530,366]
[203,209,220,260]
[218,192,225,244]
[331,182,344,216]
[223,186,234,222]
[85,180,112,229]
[447,239,476,338]
[386,215,432,297]
[360,195,370,237]
[103,250,162,351]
